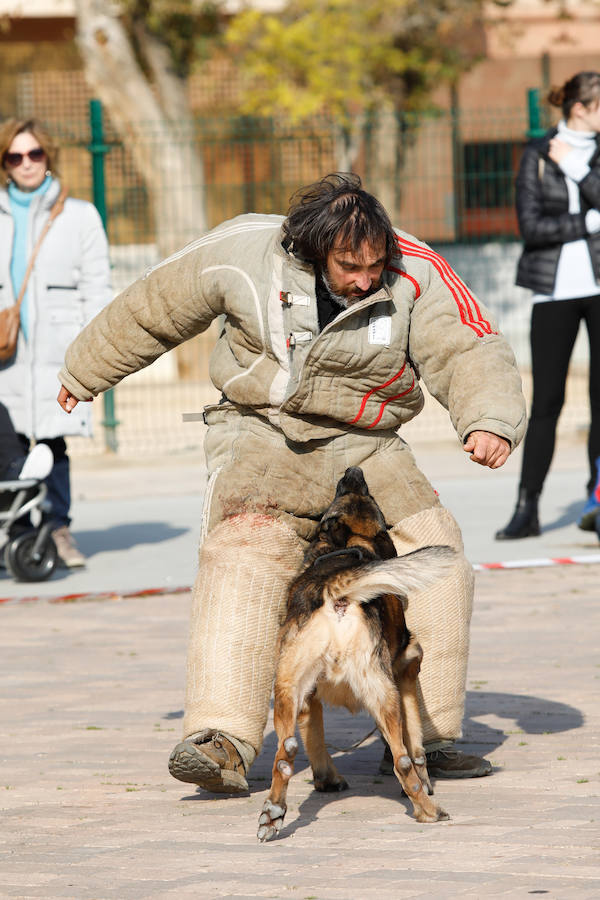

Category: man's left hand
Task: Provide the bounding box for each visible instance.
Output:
[463,431,510,469]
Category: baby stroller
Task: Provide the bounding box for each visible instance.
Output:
[0,444,58,582]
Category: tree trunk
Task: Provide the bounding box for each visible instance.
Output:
[334,115,365,173]
[74,0,208,258]
[369,103,402,223]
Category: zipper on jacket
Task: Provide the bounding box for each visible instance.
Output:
[286,331,312,350]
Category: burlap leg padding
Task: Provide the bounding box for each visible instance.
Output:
[389,507,474,745]
[183,513,305,758]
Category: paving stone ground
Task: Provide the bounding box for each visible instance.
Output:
[1,560,598,899]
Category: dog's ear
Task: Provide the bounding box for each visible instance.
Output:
[320,517,351,548]
[374,530,397,560]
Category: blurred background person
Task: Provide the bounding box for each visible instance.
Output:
[0,118,112,566]
[0,400,53,484]
[496,71,600,540]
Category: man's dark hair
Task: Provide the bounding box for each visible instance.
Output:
[282,173,398,267]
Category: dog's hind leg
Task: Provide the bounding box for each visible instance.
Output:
[369,681,449,824]
[258,617,331,841]
[395,636,432,796]
[257,681,300,843]
[298,695,348,793]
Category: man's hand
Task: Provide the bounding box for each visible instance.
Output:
[57,385,87,413]
[463,431,510,469]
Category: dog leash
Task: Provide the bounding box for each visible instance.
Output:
[326,725,379,753]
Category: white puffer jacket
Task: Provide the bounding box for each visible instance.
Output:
[0,178,112,438]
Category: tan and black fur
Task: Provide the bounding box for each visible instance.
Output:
[257,466,455,842]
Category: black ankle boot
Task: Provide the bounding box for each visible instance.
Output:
[495,488,541,540]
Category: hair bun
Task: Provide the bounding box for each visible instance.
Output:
[547,86,564,107]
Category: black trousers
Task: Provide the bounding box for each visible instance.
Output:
[520,294,600,496]
[0,402,24,475]
[16,434,71,527]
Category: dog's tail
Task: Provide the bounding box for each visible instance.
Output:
[325,545,457,607]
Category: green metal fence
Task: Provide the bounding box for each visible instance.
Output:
[41,99,537,246]
[16,94,590,456]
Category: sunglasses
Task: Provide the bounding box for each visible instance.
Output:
[3,147,46,167]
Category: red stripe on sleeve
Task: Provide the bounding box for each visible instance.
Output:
[396,236,497,337]
[388,266,421,300]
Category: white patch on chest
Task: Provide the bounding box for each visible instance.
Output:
[368,314,392,346]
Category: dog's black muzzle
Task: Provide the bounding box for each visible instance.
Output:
[335,466,370,498]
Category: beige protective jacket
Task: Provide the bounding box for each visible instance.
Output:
[58,214,526,447]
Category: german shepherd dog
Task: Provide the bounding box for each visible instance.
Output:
[257,466,455,842]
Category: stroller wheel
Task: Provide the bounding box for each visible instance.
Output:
[4,530,57,582]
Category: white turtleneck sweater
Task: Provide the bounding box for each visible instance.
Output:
[533,119,600,303]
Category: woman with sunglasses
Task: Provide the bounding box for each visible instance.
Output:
[0,118,112,568]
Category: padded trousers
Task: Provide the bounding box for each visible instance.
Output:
[183,407,474,760]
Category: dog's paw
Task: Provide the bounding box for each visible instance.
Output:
[257,798,286,843]
[313,773,349,793]
[414,802,450,824]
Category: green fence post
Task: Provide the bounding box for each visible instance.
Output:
[527,88,546,138]
[450,82,462,241]
[88,98,119,453]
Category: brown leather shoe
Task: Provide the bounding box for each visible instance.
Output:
[425,748,492,778]
[168,731,248,794]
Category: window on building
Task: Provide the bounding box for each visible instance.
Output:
[458,140,524,240]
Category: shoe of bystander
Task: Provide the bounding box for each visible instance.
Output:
[51,525,86,568]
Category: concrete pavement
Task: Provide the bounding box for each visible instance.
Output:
[0,451,209,601]
[1,434,599,898]
[1,562,598,897]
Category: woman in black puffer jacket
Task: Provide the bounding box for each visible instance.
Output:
[496,71,600,539]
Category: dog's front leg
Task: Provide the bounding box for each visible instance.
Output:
[298,694,348,793]
[257,683,299,843]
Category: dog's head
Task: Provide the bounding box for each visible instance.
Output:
[306,466,396,565]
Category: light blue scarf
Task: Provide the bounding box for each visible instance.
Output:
[8,175,53,341]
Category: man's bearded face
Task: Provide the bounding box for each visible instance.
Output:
[323,238,387,306]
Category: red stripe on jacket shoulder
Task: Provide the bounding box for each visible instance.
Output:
[388,266,421,300]
[396,236,497,338]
